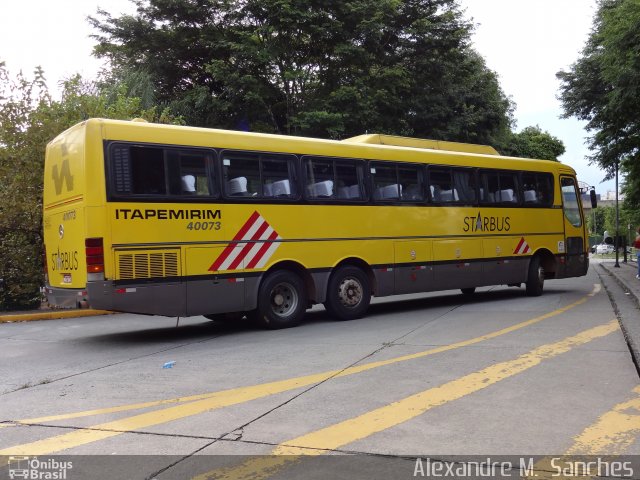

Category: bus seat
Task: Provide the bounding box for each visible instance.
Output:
[181,174,196,193]
[496,188,514,202]
[338,184,361,199]
[308,180,333,197]
[524,190,537,202]
[347,184,361,198]
[227,176,248,195]
[439,189,459,202]
[272,179,291,196]
[378,184,401,199]
[263,183,274,196]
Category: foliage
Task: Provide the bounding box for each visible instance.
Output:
[90,0,514,145]
[587,204,640,243]
[0,61,182,311]
[557,0,640,208]
[500,126,565,161]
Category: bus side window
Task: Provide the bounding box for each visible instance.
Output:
[335,160,365,200]
[429,168,456,203]
[537,173,554,207]
[262,156,297,198]
[305,158,334,198]
[223,155,260,197]
[130,146,167,195]
[399,165,425,202]
[371,163,399,200]
[451,168,476,204]
[167,150,215,197]
[522,172,539,204]
[498,173,519,203]
[479,170,498,205]
[305,157,365,201]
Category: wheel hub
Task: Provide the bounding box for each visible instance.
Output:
[270,283,297,316]
[339,278,362,307]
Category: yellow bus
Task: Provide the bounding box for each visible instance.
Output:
[43,118,590,328]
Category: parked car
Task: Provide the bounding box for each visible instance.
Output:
[596,244,615,254]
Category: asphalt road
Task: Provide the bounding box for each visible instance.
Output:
[1,264,639,479]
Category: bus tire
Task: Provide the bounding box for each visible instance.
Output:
[324,265,371,320]
[461,287,476,295]
[525,256,544,297]
[253,270,307,329]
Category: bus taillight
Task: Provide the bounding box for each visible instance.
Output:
[86,238,104,277]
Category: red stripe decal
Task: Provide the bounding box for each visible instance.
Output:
[514,237,525,254]
[209,211,261,271]
[227,221,270,270]
[245,230,279,269]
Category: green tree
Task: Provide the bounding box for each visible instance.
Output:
[0,62,182,311]
[90,0,513,144]
[500,126,565,161]
[557,0,640,209]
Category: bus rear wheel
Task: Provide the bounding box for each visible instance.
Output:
[253,270,307,329]
[525,256,545,296]
[324,265,371,320]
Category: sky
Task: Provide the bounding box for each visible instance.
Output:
[0,0,614,194]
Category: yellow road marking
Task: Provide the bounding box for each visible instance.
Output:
[566,385,640,455]
[196,321,619,480]
[13,288,597,426]
[525,385,640,479]
[0,287,598,455]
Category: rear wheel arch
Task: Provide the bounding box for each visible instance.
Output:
[262,260,316,303]
[532,248,556,279]
[332,257,377,296]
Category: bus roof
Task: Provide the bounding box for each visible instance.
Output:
[343,134,500,156]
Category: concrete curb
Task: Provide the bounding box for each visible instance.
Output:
[597,259,640,374]
[0,309,112,323]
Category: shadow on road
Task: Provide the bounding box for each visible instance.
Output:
[77,285,570,346]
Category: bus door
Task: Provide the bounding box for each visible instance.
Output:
[560,176,588,277]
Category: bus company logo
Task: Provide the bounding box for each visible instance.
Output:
[7,456,73,479]
[513,237,531,255]
[209,211,281,271]
[463,212,511,233]
[52,159,74,195]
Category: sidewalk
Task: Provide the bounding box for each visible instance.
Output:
[0,308,111,323]
[598,256,640,306]
[597,256,640,371]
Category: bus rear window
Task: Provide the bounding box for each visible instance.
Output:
[108,143,216,198]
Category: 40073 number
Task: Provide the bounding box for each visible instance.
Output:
[186,221,221,231]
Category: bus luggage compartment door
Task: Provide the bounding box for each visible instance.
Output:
[185,247,246,316]
[393,241,433,294]
[432,239,482,290]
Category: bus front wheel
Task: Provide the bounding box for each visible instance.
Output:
[253,270,307,329]
[525,256,544,297]
[324,265,371,321]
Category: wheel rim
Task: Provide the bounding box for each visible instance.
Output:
[537,266,545,286]
[269,282,299,318]
[338,276,363,308]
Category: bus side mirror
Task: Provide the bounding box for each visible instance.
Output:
[590,188,597,208]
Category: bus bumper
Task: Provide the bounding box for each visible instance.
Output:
[44,285,90,309]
